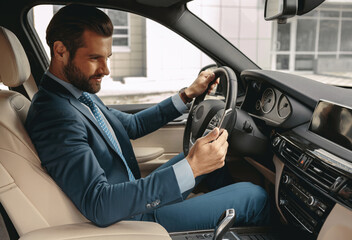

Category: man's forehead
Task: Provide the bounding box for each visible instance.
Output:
[77,30,112,54]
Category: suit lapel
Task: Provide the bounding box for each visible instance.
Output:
[40,76,121,158]
[41,75,141,178]
[73,98,141,178]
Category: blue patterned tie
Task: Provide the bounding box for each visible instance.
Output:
[78,92,135,181]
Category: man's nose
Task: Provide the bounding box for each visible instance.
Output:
[100,59,110,76]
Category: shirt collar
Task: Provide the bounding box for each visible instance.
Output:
[45,70,83,99]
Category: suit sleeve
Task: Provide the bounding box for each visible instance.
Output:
[25,102,183,227]
[105,97,183,140]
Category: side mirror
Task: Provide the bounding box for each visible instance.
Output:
[264,0,297,23]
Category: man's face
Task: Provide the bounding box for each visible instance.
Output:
[63,30,112,93]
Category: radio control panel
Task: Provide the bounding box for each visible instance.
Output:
[279,168,334,234]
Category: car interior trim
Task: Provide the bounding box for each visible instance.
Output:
[133,147,165,163]
[0,187,50,236]
[309,149,352,175]
[293,124,352,163]
[273,155,288,223]
[317,203,352,240]
[244,157,276,184]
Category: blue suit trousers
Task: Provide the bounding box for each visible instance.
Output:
[140,153,270,232]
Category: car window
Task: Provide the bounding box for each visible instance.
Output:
[0,83,7,90]
[188,0,352,87]
[29,5,215,105]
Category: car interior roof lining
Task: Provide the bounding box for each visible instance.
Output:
[136,0,192,7]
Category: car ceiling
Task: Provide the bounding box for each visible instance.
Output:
[136,0,192,7]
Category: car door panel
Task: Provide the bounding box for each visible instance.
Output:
[132,125,185,177]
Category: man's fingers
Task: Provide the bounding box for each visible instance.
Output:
[202,69,213,75]
[221,141,229,154]
[214,129,228,145]
[207,72,215,82]
[199,70,212,78]
[201,71,215,83]
[208,81,219,93]
[207,77,220,93]
[199,127,219,144]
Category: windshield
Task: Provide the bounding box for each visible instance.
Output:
[188,0,352,87]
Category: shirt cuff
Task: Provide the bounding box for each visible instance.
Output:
[172,158,195,193]
[171,93,188,114]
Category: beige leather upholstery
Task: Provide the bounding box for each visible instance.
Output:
[0,90,87,236]
[0,26,38,99]
[0,27,171,239]
[19,222,171,240]
[317,203,352,240]
[134,147,165,163]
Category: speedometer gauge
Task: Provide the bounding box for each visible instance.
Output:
[261,88,276,113]
[277,95,291,118]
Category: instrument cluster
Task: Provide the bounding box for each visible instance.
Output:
[242,81,292,125]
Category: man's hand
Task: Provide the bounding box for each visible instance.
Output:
[186,128,229,178]
[184,70,219,99]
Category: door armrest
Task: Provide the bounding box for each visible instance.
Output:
[134,147,164,163]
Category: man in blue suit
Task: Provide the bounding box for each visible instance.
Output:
[25,4,269,232]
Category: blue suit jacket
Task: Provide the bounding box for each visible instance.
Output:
[25,75,184,226]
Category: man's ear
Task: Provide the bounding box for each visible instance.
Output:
[53,41,69,63]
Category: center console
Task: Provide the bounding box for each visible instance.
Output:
[272,132,352,236]
[279,166,334,233]
[170,227,281,240]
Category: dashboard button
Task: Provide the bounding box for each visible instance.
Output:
[272,136,281,147]
[307,196,316,206]
[282,175,291,185]
[316,209,323,217]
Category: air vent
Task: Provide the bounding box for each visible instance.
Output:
[280,140,303,164]
[306,159,346,192]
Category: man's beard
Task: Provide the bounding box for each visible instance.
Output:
[63,59,103,94]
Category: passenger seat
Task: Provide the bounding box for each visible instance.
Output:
[0,26,171,240]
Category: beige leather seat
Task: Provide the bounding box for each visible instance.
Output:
[0,26,171,240]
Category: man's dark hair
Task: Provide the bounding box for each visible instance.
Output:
[46,4,113,59]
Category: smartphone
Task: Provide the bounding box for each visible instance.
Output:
[217,108,232,129]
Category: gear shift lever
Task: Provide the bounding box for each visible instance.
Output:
[213,209,239,240]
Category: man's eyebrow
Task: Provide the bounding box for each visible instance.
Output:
[88,53,112,58]
[88,54,102,58]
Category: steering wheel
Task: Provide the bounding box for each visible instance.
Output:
[183,66,238,156]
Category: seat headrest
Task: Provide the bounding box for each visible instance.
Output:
[0,26,31,87]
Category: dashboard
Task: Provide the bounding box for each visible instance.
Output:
[237,70,352,238]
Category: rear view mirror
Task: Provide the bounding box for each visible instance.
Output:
[264,0,297,23]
